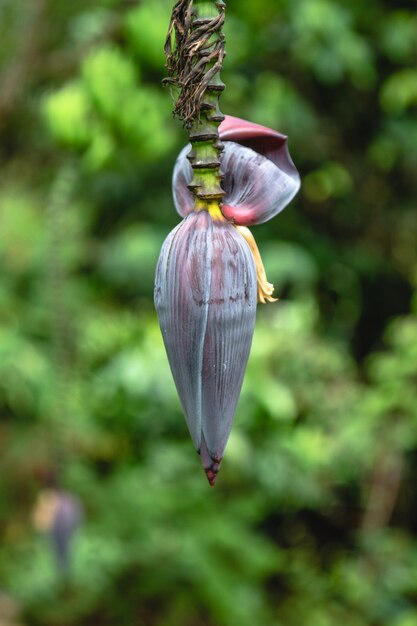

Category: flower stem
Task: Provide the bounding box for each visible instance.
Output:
[165,0,226,216]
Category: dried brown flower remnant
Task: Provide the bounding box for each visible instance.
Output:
[163,0,226,127]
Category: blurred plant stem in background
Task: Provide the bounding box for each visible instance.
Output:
[45,162,79,475]
[0,1,417,625]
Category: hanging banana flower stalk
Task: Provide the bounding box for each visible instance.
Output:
[155,0,300,485]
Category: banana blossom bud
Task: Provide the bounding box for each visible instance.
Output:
[155,116,300,485]
[155,211,257,484]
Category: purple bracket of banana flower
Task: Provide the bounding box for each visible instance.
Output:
[173,115,300,226]
[155,116,300,485]
[155,211,257,485]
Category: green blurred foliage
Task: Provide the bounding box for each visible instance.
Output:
[0,1,417,625]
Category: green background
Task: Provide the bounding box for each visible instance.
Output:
[1,0,417,624]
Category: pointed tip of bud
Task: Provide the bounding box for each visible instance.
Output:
[205,465,220,487]
[199,435,223,487]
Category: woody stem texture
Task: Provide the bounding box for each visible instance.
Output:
[164,0,226,215]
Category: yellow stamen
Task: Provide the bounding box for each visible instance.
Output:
[236,226,278,304]
[195,198,225,221]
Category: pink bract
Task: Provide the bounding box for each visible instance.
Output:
[173,115,300,226]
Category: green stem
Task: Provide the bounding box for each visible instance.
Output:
[46,161,78,477]
[187,0,225,216]
[164,0,226,216]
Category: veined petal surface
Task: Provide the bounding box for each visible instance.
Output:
[220,141,299,225]
[154,212,211,450]
[154,211,257,476]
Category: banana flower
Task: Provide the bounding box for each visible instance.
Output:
[155,116,300,485]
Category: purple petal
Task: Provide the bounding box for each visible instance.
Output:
[172,145,194,218]
[220,141,300,225]
[154,212,257,478]
[220,115,299,181]
[154,213,211,450]
[173,141,300,226]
